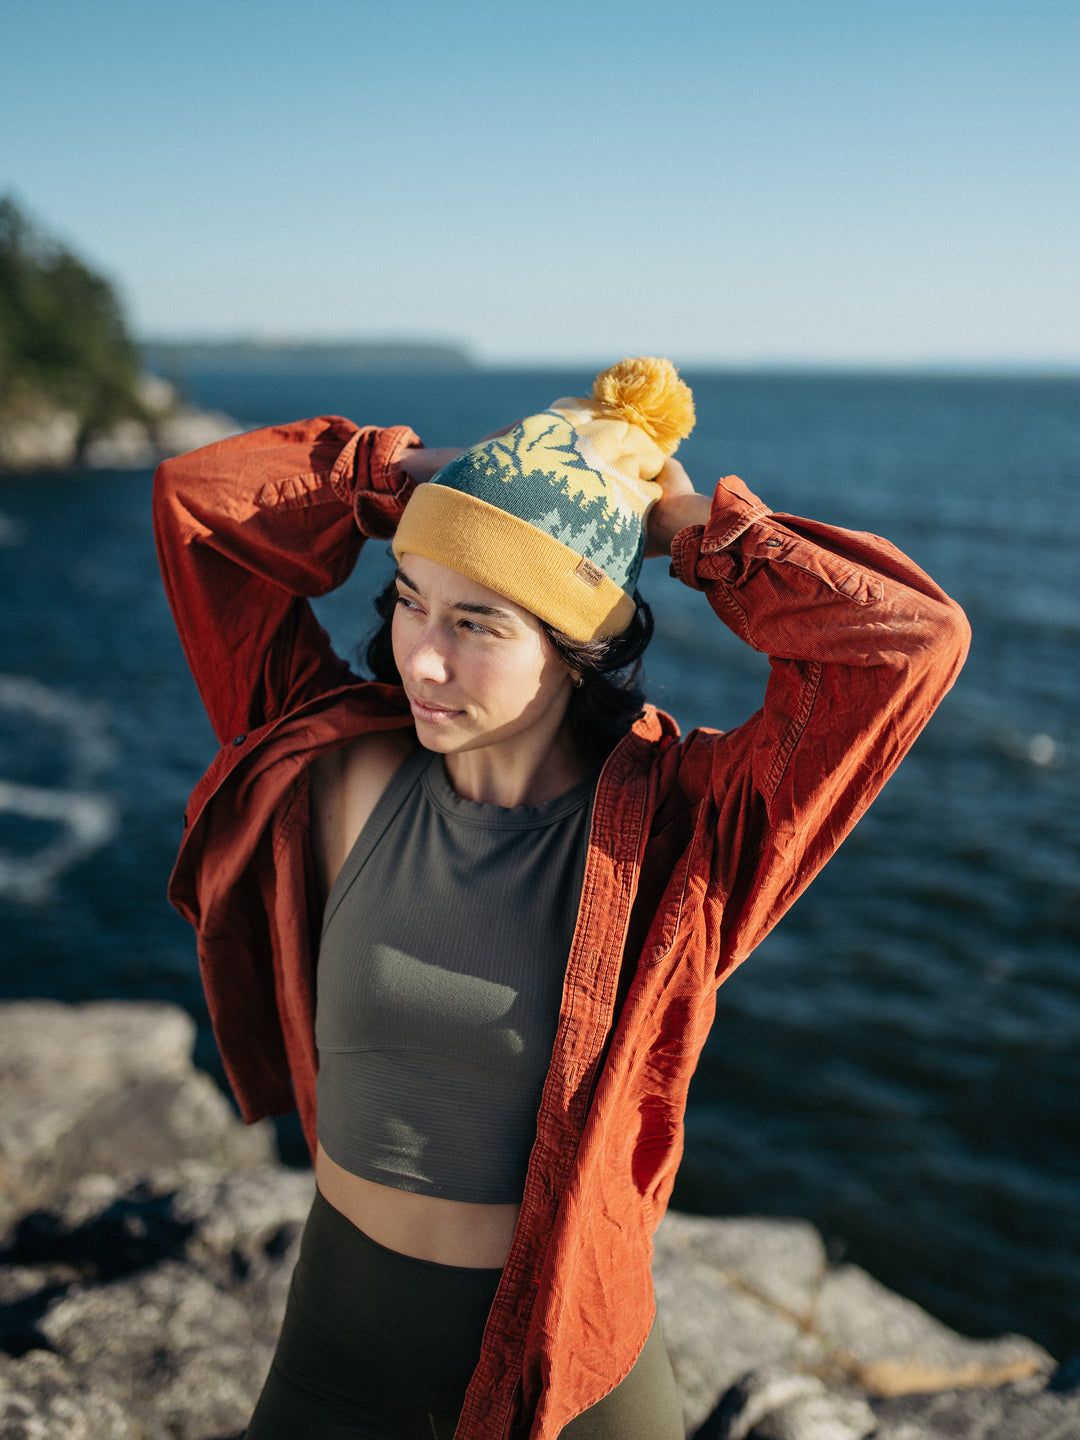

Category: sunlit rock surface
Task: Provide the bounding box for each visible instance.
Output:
[0,1002,1073,1439]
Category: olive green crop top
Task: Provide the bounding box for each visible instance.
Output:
[315,745,595,1203]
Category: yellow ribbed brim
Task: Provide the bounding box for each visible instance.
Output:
[392,485,636,642]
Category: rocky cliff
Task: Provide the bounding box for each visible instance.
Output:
[0,1002,1074,1439]
[0,375,239,473]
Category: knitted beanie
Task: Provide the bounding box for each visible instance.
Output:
[392,357,695,642]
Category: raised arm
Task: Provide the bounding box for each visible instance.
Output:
[153,416,422,746]
[647,462,971,977]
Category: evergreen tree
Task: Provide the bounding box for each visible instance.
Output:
[0,196,144,452]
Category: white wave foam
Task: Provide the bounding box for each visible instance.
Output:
[1027,733,1058,766]
[0,675,118,901]
[0,781,119,903]
[0,674,116,787]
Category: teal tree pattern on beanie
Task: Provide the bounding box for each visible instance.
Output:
[431,409,651,593]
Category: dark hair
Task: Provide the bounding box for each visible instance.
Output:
[362,579,654,763]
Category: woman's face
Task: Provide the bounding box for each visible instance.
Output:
[391,555,574,763]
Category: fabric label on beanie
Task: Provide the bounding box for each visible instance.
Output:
[574,557,605,589]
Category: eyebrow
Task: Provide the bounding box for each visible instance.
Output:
[394,567,519,623]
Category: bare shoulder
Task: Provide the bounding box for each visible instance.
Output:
[309,728,417,898]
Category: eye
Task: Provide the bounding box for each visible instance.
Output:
[394,592,421,613]
[458,618,494,637]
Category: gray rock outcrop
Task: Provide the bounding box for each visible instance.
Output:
[653,1214,1064,1439]
[1,1164,313,1439]
[0,376,239,473]
[0,1001,1074,1439]
[0,1002,273,1237]
[0,399,81,473]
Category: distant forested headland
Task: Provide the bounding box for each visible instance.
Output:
[141,338,474,374]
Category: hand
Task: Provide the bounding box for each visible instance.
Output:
[398,446,463,485]
[644,458,711,558]
[398,423,519,485]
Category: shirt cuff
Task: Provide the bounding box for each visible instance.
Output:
[670,475,771,589]
[351,425,423,538]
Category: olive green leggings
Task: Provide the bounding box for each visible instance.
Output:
[245,1190,683,1440]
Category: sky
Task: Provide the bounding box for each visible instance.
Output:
[2,0,1078,366]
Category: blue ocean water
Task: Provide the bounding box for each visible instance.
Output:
[0,369,1077,1360]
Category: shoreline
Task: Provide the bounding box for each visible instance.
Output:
[0,376,240,475]
[0,999,1073,1438]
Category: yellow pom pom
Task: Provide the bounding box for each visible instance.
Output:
[591,357,695,456]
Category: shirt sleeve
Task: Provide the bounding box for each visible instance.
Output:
[665,473,971,980]
[153,415,421,746]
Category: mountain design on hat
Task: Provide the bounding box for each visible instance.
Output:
[393,358,696,642]
[439,410,652,583]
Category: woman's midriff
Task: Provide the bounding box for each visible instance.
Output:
[314,1143,520,1269]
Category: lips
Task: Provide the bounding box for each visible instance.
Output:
[407,695,463,723]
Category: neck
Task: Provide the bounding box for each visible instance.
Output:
[443,729,588,807]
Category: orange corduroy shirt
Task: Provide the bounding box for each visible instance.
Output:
[153,416,970,1438]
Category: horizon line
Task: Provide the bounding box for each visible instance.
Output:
[137,337,1080,379]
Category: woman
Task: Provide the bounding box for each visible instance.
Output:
[154,359,969,1439]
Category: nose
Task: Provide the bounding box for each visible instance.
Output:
[399,621,451,687]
